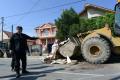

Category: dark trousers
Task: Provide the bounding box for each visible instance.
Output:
[11,52,15,70]
[11,56,15,70]
[14,51,27,74]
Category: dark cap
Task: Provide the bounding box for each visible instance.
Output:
[16,26,23,30]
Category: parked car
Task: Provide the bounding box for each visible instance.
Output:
[29,44,42,56]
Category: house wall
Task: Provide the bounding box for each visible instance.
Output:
[0,31,9,41]
[40,27,56,38]
[87,8,105,18]
[35,24,57,46]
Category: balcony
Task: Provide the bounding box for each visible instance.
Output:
[39,34,56,39]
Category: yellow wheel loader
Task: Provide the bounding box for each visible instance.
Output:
[77,1,120,64]
[59,0,120,64]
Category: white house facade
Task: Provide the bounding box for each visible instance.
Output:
[80,4,114,19]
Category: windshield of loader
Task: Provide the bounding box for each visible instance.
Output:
[115,2,120,35]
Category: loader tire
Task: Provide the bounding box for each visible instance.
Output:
[81,37,111,64]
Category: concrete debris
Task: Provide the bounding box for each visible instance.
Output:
[51,59,67,64]
[43,56,78,65]
[68,60,78,65]
[40,53,78,65]
[67,56,71,64]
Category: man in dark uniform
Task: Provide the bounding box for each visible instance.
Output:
[9,26,38,78]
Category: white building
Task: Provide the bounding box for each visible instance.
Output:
[79,4,114,19]
[0,30,12,42]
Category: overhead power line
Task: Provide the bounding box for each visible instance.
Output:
[5,0,86,18]
[16,0,41,24]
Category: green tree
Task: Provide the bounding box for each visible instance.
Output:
[55,8,79,40]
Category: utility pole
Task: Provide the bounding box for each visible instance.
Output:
[11,25,13,35]
[1,17,4,43]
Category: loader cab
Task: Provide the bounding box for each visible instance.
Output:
[114,2,120,35]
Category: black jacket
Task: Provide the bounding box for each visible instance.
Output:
[10,33,37,52]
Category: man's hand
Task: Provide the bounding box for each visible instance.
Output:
[9,50,12,53]
[9,50,13,55]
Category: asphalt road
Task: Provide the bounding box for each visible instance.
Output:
[0,57,120,80]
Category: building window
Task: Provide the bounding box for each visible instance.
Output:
[52,28,56,35]
[43,29,49,36]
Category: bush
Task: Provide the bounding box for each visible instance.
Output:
[69,13,114,36]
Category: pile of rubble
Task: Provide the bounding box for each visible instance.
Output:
[43,55,78,65]
[40,39,80,65]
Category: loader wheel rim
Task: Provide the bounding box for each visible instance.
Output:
[89,46,101,57]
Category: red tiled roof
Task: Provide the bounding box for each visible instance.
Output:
[3,31,13,38]
[35,23,56,30]
[80,3,115,16]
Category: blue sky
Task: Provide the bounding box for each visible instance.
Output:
[0,0,116,36]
